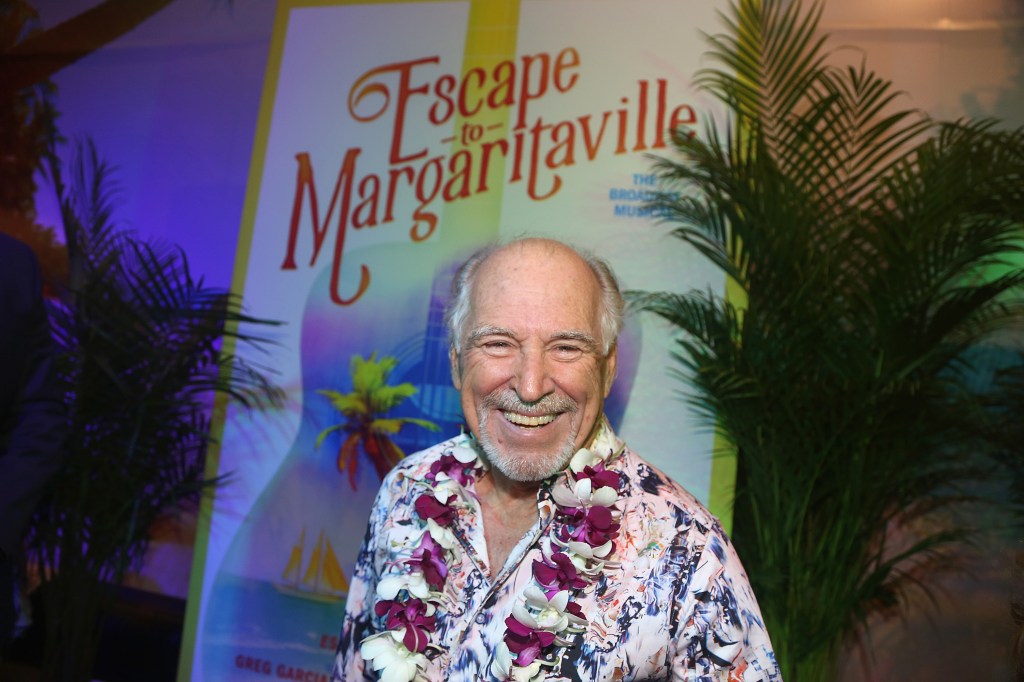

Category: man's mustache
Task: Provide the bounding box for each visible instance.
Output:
[481,391,578,415]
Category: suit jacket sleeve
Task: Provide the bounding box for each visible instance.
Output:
[0,235,66,559]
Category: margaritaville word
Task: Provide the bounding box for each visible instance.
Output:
[280,48,698,305]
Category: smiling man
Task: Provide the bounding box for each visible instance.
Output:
[333,238,780,682]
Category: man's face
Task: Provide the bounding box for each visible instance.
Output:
[450,242,617,483]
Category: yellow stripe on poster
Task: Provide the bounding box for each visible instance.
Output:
[441,0,520,249]
[706,274,745,532]
[706,0,758,533]
[176,1,297,677]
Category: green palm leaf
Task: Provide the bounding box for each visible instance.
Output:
[633,1,1024,679]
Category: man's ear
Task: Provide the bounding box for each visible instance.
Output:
[450,345,462,390]
[602,345,618,398]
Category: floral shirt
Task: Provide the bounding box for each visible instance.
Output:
[332,422,781,681]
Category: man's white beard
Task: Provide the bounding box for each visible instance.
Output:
[476,391,578,483]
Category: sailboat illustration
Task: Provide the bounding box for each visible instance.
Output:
[274,528,349,603]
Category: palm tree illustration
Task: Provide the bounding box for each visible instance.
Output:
[316,352,439,489]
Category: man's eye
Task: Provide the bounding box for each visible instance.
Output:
[553,345,584,357]
[482,340,512,350]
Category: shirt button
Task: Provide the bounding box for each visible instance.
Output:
[475,613,486,625]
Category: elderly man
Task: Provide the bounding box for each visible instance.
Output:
[333,238,779,681]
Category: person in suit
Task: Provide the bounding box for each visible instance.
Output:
[0,232,65,654]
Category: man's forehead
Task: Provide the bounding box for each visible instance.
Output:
[472,244,600,298]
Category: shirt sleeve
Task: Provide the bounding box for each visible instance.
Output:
[331,470,400,681]
[672,524,781,682]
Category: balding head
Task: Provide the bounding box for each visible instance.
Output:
[446,237,624,358]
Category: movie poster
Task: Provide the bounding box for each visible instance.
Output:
[181,1,727,679]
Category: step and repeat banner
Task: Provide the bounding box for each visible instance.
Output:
[181,1,727,680]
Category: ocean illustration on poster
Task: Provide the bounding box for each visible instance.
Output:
[198,239,641,678]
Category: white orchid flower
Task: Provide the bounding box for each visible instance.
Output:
[550,476,617,509]
[589,540,614,559]
[550,539,607,577]
[549,478,579,508]
[510,587,575,634]
[562,539,613,560]
[510,659,546,682]
[431,476,461,503]
[584,480,618,507]
[492,641,514,679]
[530,585,587,629]
[568,447,599,473]
[494,643,549,682]
[426,517,458,550]
[360,631,427,682]
[377,569,430,600]
[452,443,479,464]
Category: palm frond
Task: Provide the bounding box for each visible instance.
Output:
[28,136,282,601]
[632,1,1024,678]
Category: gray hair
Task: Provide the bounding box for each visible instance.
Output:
[445,238,625,356]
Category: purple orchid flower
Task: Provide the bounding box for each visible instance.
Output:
[565,600,585,621]
[532,551,587,598]
[573,461,621,492]
[414,492,458,526]
[559,504,620,546]
[374,598,436,653]
[410,531,449,590]
[426,453,477,487]
[504,615,556,667]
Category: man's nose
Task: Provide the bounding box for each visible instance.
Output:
[512,348,551,404]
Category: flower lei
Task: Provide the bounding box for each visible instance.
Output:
[358,432,622,682]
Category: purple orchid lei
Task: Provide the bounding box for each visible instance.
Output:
[359,432,622,682]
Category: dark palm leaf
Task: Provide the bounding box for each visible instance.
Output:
[27,138,282,682]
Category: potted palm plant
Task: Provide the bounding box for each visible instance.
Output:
[25,139,282,682]
[633,0,1024,679]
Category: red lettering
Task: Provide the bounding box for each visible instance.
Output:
[280,151,370,306]
[546,120,576,168]
[526,117,560,200]
[235,654,272,675]
[282,53,701,311]
[477,137,508,193]
[669,103,697,133]
[412,156,443,241]
[344,51,582,145]
[352,175,380,228]
[347,56,439,164]
[430,74,456,125]
[653,79,668,148]
[578,112,611,160]
[615,99,629,153]
[633,80,649,152]
[443,149,473,202]
[275,663,328,682]
[516,53,550,130]
[458,67,486,117]
[552,47,580,92]
[488,61,515,110]
[384,166,414,223]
